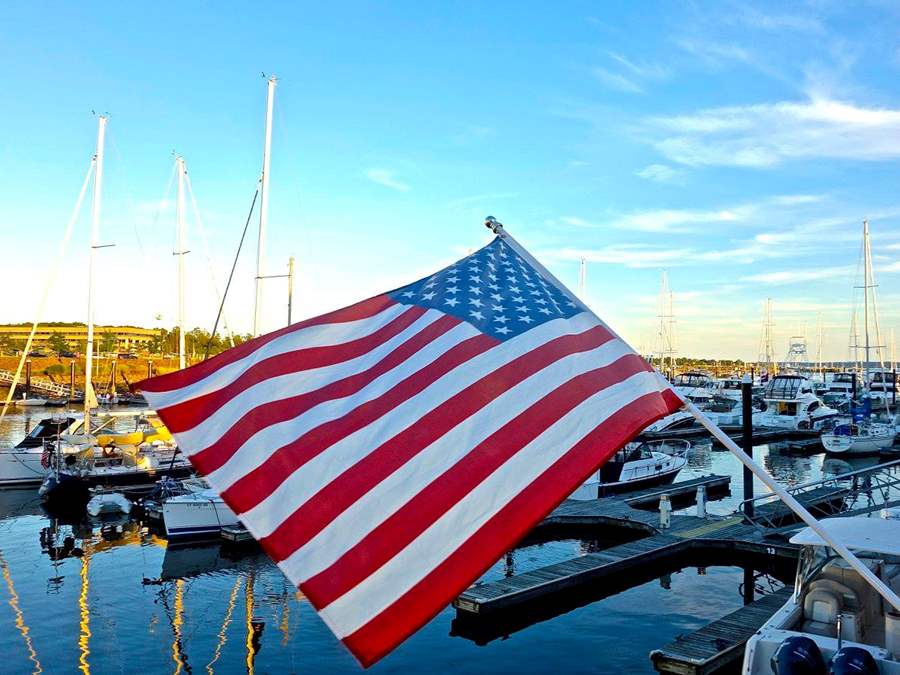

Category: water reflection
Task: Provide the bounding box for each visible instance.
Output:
[0,406,879,672]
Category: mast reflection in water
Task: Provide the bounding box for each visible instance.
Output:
[0,407,847,673]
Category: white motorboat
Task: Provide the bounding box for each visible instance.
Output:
[829,372,857,399]
[162,488,239,539]
[643,410,697,433]
[569,440,689,499]
[869,371,898,402]
[752,374,839,430]
[672,372,717,406]
[14,393,47,407]
[717,377,744,402]
[742,515,900,674]
[822,422,896,455]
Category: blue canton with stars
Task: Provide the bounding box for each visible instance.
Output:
[388,237,582,341]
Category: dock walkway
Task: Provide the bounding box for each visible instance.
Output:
[649,587,793,675]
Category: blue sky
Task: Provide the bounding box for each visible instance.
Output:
[3,1,900,360]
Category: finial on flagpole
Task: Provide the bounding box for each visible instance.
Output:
[484,215,505,237]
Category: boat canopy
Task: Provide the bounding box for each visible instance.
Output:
[789,517,900,556]
[765,375,809,400]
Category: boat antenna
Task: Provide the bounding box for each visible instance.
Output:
[253,75,277,337]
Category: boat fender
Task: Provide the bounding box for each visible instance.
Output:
[770,635,827,674]
[829,646,878,675]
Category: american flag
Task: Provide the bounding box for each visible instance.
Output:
[138,229,682,666]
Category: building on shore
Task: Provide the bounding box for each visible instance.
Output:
[0,324,160,353]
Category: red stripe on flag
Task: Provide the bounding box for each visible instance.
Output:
[197,332,498,489]
[137,294,397,394]
[159,305,428,433]
[185,314,462,476]
[340,387,683,667]
[303,353,650,608]
[254,324,615,562]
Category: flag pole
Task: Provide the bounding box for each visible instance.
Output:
[487,215,900,615]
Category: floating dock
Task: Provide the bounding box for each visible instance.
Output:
[453,475,851,672]
[649,587,793,675]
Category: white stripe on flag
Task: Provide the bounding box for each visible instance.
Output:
[203,321,482,488]
[277,338,635,583]
[317,370,663,637]
[234,312,599,536]
[173,310,448,446]
[146,303,409,408]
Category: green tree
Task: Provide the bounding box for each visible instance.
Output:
[99,332,118,353]
[44,364,65,379]
[47,332,69,354]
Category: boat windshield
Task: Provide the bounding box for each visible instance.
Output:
[833,373,854,384]
[721,379,741,390]
[765,376,805,400]
[675,373,711,388]
[796,545,900,595]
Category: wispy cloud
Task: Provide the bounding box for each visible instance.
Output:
[592,51,669,94]
[365,168,410,192]
[728,7,824,34]
[741,267,853,285]
[445,192,517,209]
[634,163,683,183]
[592,67,643,93]
[647,97,900,167]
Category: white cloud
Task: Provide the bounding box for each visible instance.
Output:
[647,97,900,167]
[549,244,691,268]
[741,267,853,284]
[634,163,683,183]
[606,52,669,80]
[592,67,643,93]
[365,168,410,192]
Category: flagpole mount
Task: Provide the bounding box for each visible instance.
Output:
[484,215,506,237]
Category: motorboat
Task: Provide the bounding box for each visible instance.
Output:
[822,422,896,456]
[752,375,839,430]
[742,515,900,674]
[162,487,239,539]
[828,372,857,399]
[672,372,717,406]
[568,440,689,499]
[869,371,898,402]
[717,376,744,402]
[643,410,697,433]
[13,393,47,407]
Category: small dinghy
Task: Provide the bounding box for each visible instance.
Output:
[87,492,132,517]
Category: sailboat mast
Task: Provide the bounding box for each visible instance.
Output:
[253,75,277,337]
[578,257,586,300]
[176,156,187,370]
[864,219,871,383]
[84,115,107,431]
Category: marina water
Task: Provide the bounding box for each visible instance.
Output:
[0,406,856,673]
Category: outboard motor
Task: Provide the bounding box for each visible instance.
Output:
[829,646,878,675]
[770,635,827,674]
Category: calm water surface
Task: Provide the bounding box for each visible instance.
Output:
[0,407,863,674]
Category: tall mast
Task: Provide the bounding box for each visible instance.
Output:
[864,219,871,383]
[287,256,295,326]
[176,156,187,370]
[253,75,277,337]
[578,257,586,300]
[84,115,107,431]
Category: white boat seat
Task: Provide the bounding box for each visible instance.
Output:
[802,579,862,641]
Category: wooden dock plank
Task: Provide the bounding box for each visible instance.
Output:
[650,587,792,674]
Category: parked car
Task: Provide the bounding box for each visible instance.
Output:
[27,351,46,358]
[59,351,77,358]
[117,352,138,360]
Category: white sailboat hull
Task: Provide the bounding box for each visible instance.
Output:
[822,432,896,455]
[0,450,48,486]
[163,490,239,538]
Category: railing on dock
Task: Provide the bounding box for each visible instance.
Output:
[738,457,900,531]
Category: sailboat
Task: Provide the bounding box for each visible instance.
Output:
[159,76,278,539]
[822,220,897,455]
[39,117,191,504]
